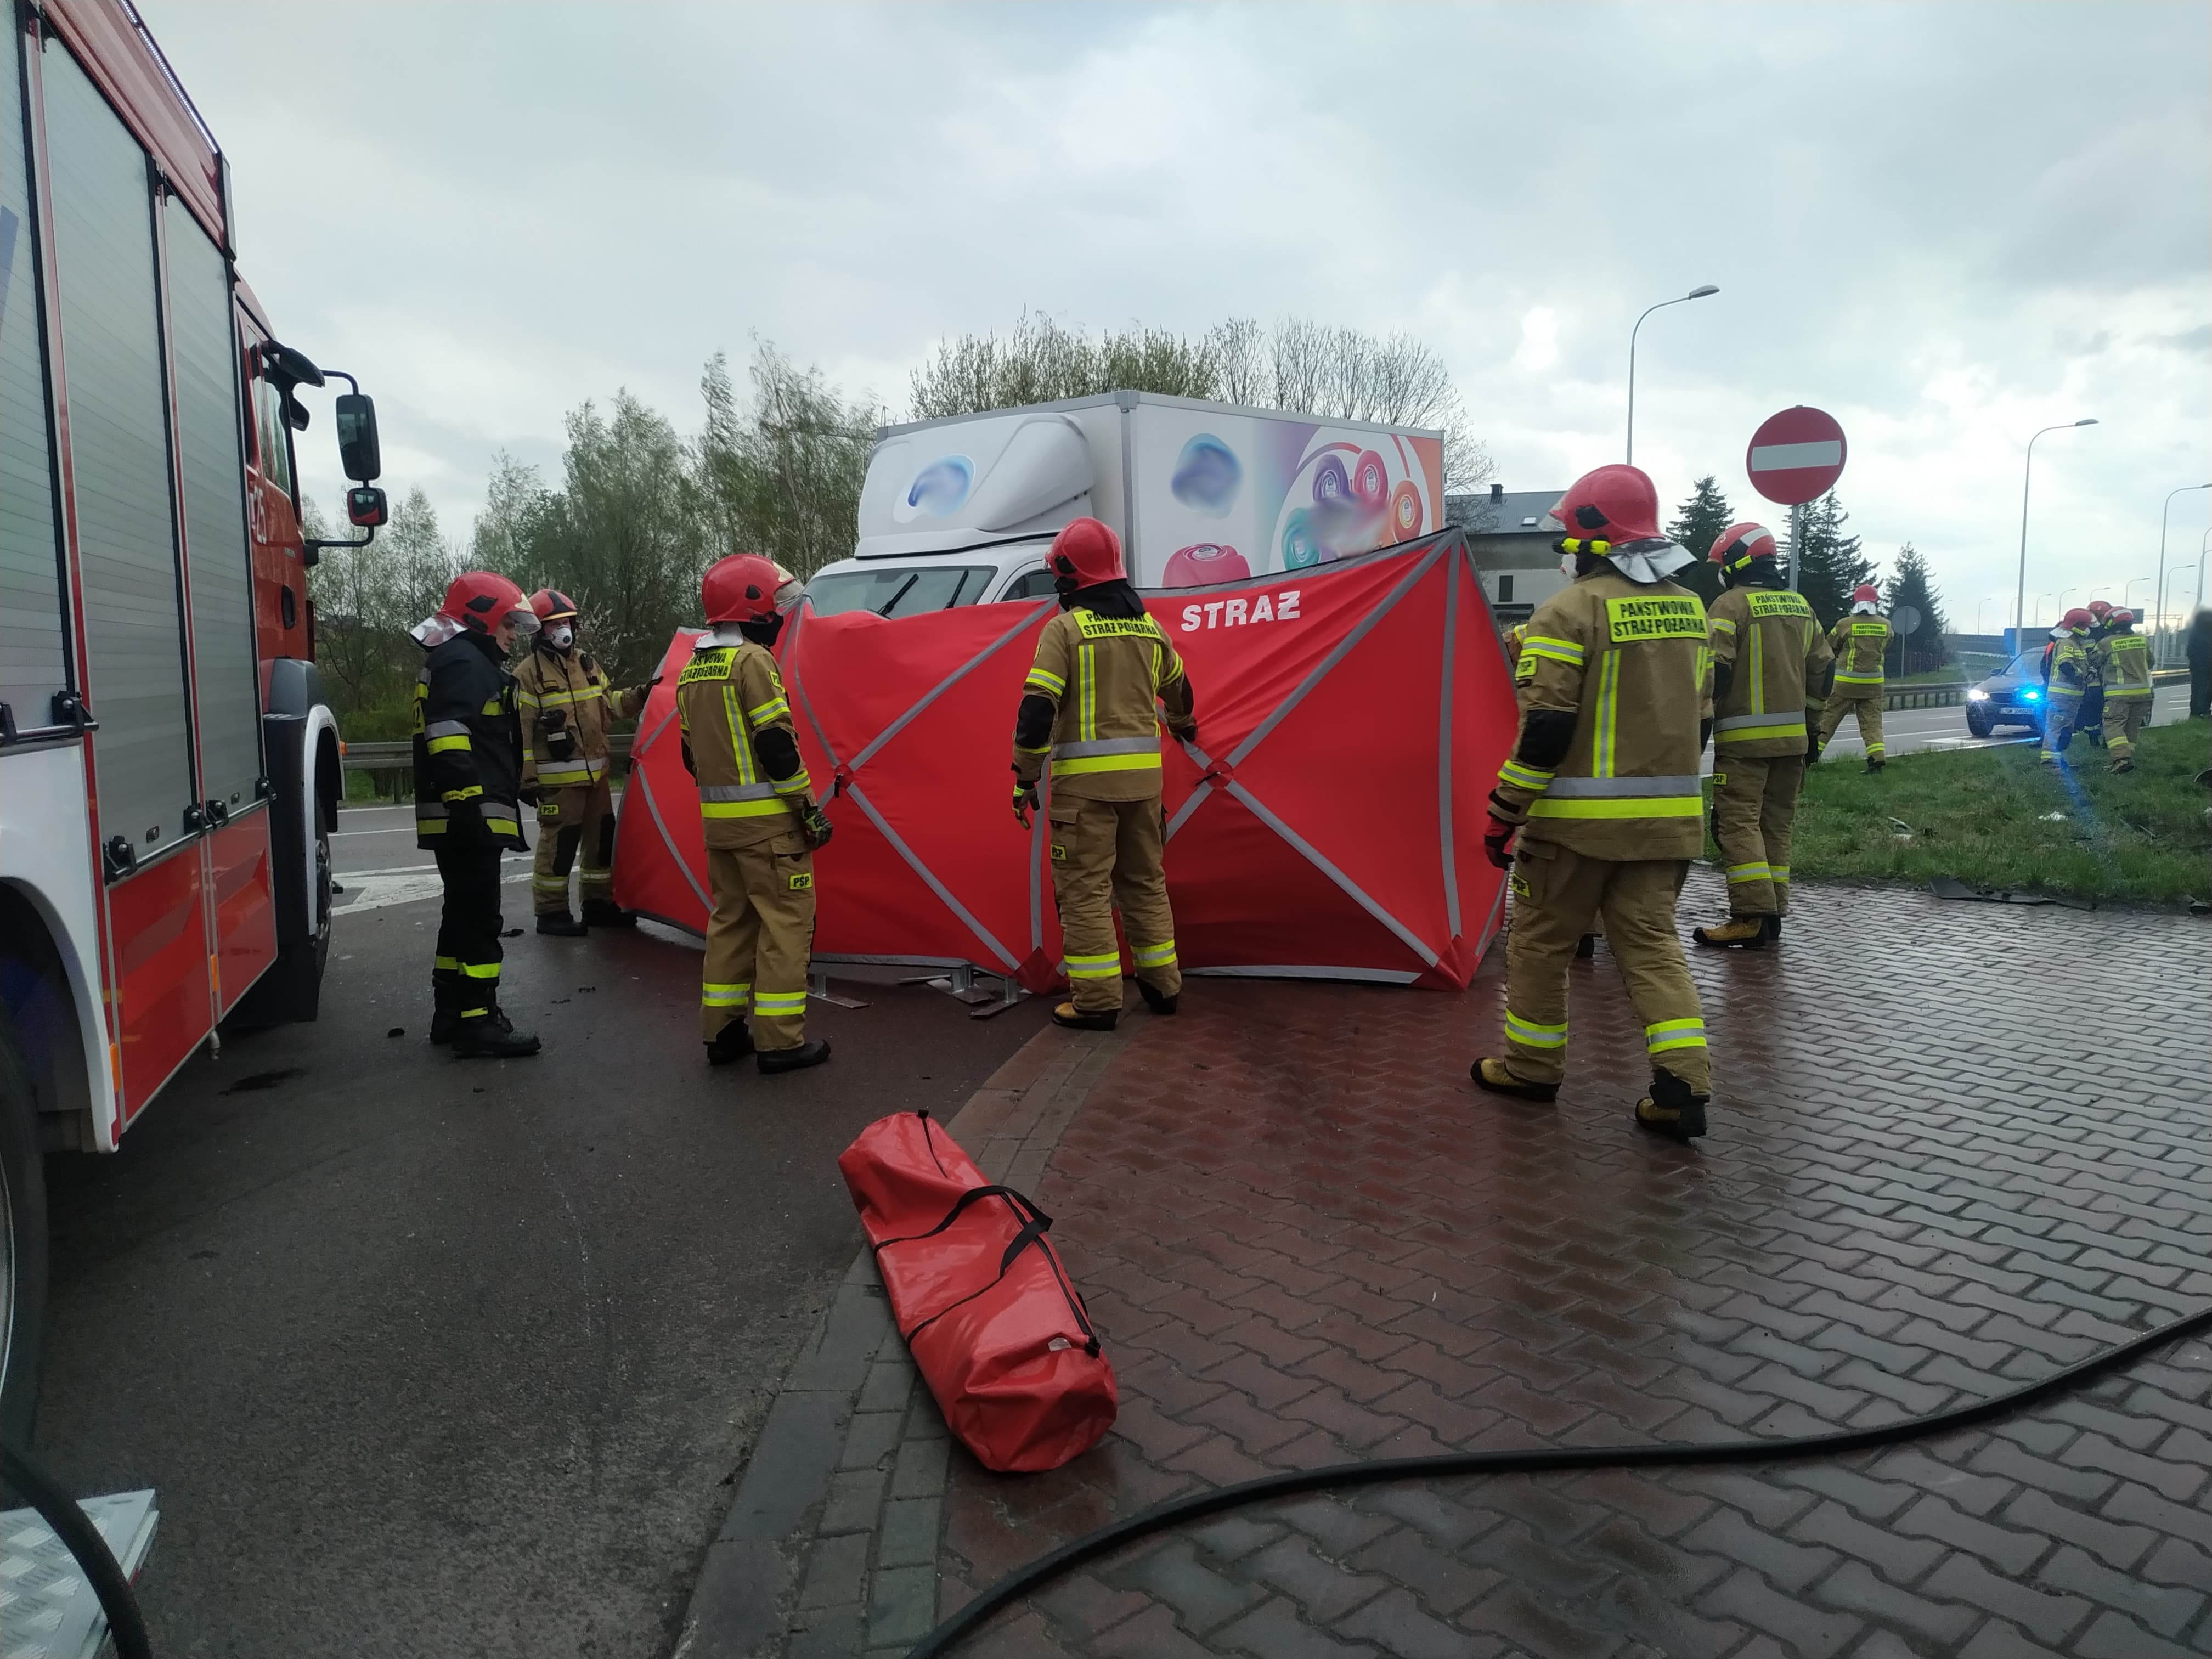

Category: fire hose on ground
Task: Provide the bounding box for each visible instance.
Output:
[902,1299,2212,1658]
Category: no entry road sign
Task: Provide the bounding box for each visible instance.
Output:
[1747,407,1848,505]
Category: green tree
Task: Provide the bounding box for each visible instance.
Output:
[694,342,879,580]
[1666,475,1735,605]
[1882,543,1951,669]
[306,486,456,736]
[1790,491,1877,630]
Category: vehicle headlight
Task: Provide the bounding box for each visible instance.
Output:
[1966,688,1989,702]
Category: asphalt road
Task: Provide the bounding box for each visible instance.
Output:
[33,870,1046,1656]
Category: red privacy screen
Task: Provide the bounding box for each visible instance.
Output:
[613,529,1517,990]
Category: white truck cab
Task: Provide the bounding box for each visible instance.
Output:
[807,391,1444,616]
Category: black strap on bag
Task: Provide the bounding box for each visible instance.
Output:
[872,1117,1099,1356]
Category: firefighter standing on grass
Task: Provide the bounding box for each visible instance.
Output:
[1816,585,1889,771]
[677,555,836,1075]
[515,588,654,935]
[1470,465,1714,1142]
[411,571,542,1058]
[1012,518,1196,1031]
[1692,523,1833,950]
[2040,607,2095,768]
[2098,609,2153,771]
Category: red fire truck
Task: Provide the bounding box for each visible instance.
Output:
[1,0,385,1439]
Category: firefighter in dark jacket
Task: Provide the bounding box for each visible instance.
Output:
[516,587,653,934]
[1012,517,1197,1031]
[411,571,542,1058]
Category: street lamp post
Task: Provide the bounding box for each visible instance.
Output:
[1625,285,1719,466]
[2034,592,2056,627]
[2123,575,2154,611]
[2013,420,2097,651]
[2165,567,2199,661]
[1976,597,1995,635]
[2152,483,2212,662]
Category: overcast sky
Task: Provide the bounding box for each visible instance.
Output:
[146,1,2210,633]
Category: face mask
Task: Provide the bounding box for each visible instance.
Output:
[545,623,574,650]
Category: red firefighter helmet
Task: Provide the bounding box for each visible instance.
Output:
[1851,583,1881,605]
[702,554,783,624]
[2061,606,2094,631]
[1048,517,1126,585]
[439,571,538,636]
[2086,599,2113,620]
[530,588,579,624]
[1708,521,1776,575]
[1551,464,1661,546]
[2112,608,2135,627]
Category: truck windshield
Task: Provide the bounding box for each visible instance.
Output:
[808,566,992,618]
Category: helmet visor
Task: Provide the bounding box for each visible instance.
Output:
[506,606,541,636]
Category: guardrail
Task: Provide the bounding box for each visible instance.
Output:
[1885,686,1962,710]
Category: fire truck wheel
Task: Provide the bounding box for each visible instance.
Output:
[0,1009,49,1447]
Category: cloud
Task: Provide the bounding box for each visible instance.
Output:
[135,0,2212,614]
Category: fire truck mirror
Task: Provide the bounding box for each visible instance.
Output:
[336,393,383,482]
[347,486,389,529]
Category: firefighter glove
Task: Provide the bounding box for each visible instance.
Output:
[1805,732,1823,763]
[1482,814,1518,870]
[518,785,539,806]
[1012,781,1040,829]
[799,803,834,850]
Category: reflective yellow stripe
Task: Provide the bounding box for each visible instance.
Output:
[1025,668,1065,695]
[1646,1018,1707,1053]
[1131,939,1177,967]
[747,696,790,724]
[1709,617,1737,636]
[1833,672,1883,686]
[752,991,808,1014]
[1725,863,1772,883]
[1063,951,1121,979]
[1772,866,1791,884]
[483,816,520,836]
[1079,641,1097,740]
[1593,650,1620,776]
[1528,796,1704,820]
[459,962,501,979]
[417,819,448,835]
[434,956,459,971]
[442,785,484,803]
[427,734,470,754]
[536,766,595,786]
[1716,719,1807,742]
[772,770,813,796]
[1498,760,1554,791]
[1052,753,1162,775]
[1520,638,1584,667]
[1746,616,1765,714]
[702,799,792,819]
[1504,1010,1567,1048]
[481,696,505,715]
[457,1006,492,1020]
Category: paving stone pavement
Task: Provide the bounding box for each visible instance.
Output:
[691,870,2212,1659]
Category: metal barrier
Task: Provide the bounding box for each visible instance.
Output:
[1884,685,1963,710]
[342,736,635,800]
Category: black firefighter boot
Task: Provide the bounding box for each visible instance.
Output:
[758,1039,832,1075]
[705,1020,755,1066]
[582,899,638,929]
[537,910,587,938]
[452,1003,543,1059]
[1137,978,1179,1015]
[1763,913,1785,943]
[1634,1069,1709,1142]
[428,971,461,1046]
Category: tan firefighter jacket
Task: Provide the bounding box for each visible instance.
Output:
[1707,584,1833,757]
[2044,634,2090,703]
[675,631,815,850]
[1013,606,1197,803]
[1489,569,1713,861]
[1829,612,1890,692]
[2101,629,2153,699]
[515,644,648,791]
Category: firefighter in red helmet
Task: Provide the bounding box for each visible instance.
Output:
[677,555,835,1073]
[1692,522,1832,948]
[1012,517,1196,1029]
[514,587,656,935]
[2040,606,2096,767]
[2098,608,2153,770]
[1471,465,1716,1141]
[1816,583,1890,771]
[410,571,542,1057]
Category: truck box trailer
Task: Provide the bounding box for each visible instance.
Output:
[805,391,1445,616]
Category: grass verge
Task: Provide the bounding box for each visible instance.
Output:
[1747,719,2210,906]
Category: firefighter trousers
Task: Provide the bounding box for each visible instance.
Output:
[432,845,506,1024]
[2040,692,2082,761]
[1048,794,1181,1014]
[1817,690,1884,761]
[1501,840,1711,1095]
[702,832,815,1051]
[532,780,616,915]
[1712,754,1804,918]
[2101,694,2151,761]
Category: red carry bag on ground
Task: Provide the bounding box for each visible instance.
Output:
[838,1111,1117,1472]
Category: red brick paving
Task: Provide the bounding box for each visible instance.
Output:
[934,872,2212,1657]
